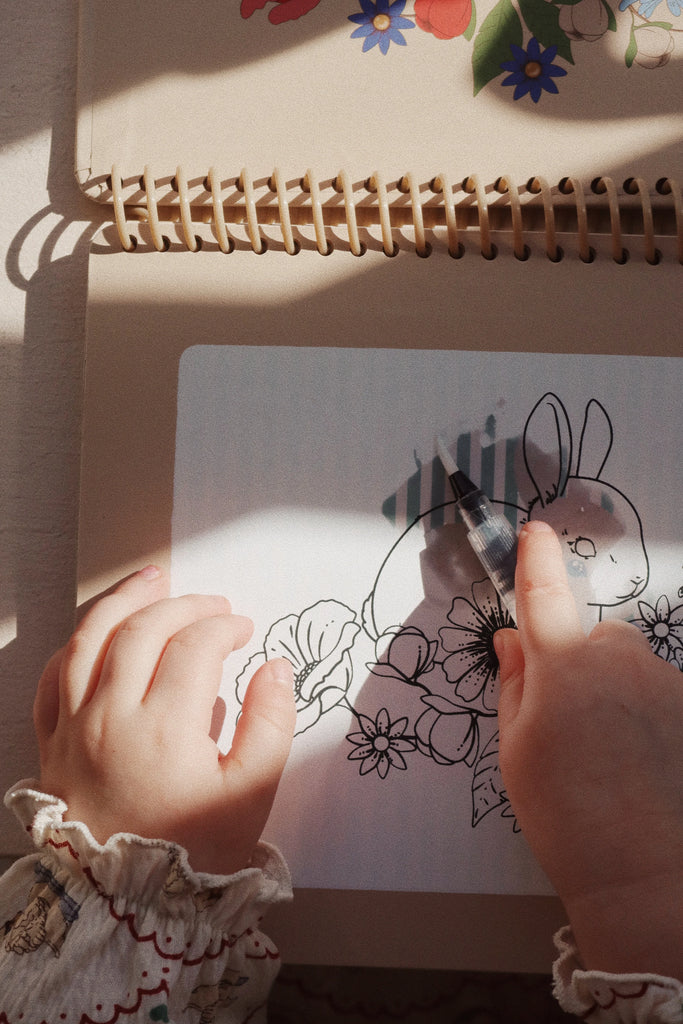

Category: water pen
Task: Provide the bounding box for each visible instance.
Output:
[436,436,518,623]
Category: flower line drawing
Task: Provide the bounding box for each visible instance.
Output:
[631,595,683,669]
[351,578,511,827]
[235,599,360,736]
[238,578,515,828]
[347,707,416,776]
[235,391,675,833]
[367,626,439,691]
[440,580,514,711]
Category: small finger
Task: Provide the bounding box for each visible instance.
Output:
[59,566,170,713]
[223,658,296,809]
[514,521,584,656]
[96,594,236,710]
[34,648,64,745]
[143,612,254,725]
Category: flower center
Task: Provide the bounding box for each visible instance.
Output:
[524,60,543,79]
[373,735,390,752]
[373,14,391,31]
[653,621,670,639]
[294,661,318,697]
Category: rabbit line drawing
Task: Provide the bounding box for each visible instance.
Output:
[518,391,649,625]
[365,390,650,640]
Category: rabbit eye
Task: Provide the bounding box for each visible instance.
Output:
[567,559,587,578]
[568,536,597,560]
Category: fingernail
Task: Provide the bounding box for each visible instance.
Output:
[138,565,162,579]
[270,657,295,687]
[522,520,553,534]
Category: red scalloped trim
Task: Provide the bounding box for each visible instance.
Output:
[580,981,651,1017]
[0,981,168,1024]
[82,867,279,966]
[41,833,281,967]
[246,947,280,961]
[46,836,81,861]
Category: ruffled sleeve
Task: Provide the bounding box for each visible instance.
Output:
[0,780,292,1024]
[553,926,683,1023]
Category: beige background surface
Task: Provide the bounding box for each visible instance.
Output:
[0,2,110,867]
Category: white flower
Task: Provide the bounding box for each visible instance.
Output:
[236,600,361,735]
[633,25,674,67]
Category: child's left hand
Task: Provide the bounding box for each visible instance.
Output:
[33,566,297,875]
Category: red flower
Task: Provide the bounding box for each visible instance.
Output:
[414,0,472,38]
[240,0,321,23]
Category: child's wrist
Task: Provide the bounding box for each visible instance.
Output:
[566,875,683,978]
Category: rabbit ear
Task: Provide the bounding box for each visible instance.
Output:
[577,399,613,480]
[523,392,572,507]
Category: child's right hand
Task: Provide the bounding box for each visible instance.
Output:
[33,566,297,876]
[495,521,683,979]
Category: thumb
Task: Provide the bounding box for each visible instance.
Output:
[494,628,525,726]
[224,658,296,804]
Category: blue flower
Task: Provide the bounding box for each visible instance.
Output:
[348,0,415,54]
[620,0,681,14]
[500,37,567,103]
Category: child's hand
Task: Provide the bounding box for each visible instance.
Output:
[33,567,296,875]
[495,521,683,978]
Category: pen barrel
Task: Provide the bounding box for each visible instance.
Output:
[464,511,518,621]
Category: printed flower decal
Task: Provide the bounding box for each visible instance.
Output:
[620,0,680,17]
[240,0,322,22]
[348,0,415,53]
[242,0,679,96]
[558,0,611,42]
[631,595,683,668]
[415,0,474,38]
[500,38,568,102]
[236,599,361,735]
[347,707,416,777]
[439,579,513,711]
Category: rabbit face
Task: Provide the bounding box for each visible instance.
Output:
[523,393,650,622]
[529,476,649,610]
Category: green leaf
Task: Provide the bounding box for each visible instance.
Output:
[464,1,477,42]
[472,0,523,96]
[625,23,637,66]
[602,0,618,31]
[518,0,574,63]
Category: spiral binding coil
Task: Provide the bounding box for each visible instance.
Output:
[109,166,683,264]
